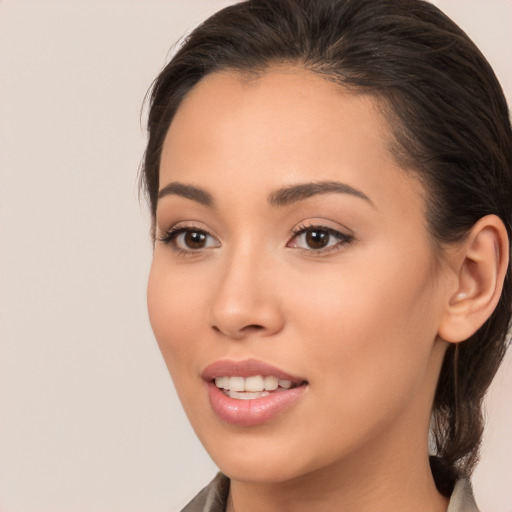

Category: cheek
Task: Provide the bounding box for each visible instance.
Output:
[147,259,214,431]
[285,250,440,399]
[147,257,204,373]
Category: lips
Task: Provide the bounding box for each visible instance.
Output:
[202,359,305,381]
[202,359,308,426]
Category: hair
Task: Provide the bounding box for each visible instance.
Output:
[140,0,512,495]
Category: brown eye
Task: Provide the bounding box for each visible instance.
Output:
[288,225,354,253]
[159,226,220,252]
[184,231,207,249]
[305,229,329,249]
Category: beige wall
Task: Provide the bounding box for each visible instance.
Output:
[0,1,510,511]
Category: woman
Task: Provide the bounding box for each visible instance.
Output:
[141,0,512,510]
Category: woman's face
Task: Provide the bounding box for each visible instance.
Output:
[148,68,451,483]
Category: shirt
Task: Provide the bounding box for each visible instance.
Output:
[180,473,480,512]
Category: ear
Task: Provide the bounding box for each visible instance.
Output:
[438,215,510,343]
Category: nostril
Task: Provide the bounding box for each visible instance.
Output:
[242,324,265,332]
[211,323,266,338]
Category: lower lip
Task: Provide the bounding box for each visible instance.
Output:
[207,382,307,426]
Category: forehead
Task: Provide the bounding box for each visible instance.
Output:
[164,67,390,160]
[159,66,424,218]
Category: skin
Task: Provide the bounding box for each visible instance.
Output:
[147,67,460,512]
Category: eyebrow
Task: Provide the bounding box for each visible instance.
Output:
[158,182,214,207]
[268,181,374,208]
[157,180,374,209]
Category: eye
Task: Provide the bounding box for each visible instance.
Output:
[288,224,353,253]
[158,226,220,253]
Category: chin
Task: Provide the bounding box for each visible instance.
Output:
[199,427,327,485]
[217,456,305,484]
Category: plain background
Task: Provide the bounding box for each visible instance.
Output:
[0,1,511,511]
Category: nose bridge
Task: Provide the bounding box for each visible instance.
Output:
[209,239,282,338]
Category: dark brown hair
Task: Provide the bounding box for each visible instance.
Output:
[141,0,512,495]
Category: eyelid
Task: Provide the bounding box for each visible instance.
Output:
[156,222,221,254]
[287,221,355,254]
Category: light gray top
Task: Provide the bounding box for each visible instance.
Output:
[447,478,480,512]
[181,473,480,512]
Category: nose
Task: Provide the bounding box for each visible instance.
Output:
[208,249,285,340]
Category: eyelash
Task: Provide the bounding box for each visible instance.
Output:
[288,223,354,254]
[157,225,218,256]
[157,223,354,255]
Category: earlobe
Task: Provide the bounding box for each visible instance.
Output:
[438,215,509,343]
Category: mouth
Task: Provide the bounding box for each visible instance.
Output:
[202,359,308,426]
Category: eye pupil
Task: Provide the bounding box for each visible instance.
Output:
[306,229,329,249]
[185,231,206,249]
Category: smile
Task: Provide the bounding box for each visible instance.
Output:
[201,359,309,427]
[202,359,308,426]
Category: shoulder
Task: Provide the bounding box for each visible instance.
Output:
[447,479,480,512]
[180,473,230,512]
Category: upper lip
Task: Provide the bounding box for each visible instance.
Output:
[201,358,306,383]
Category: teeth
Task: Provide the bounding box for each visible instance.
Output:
[245,375,264,392]
[264,376,279,390]
[214,375,296,392]
[228,390,270,400]
[215,377,229,389]
[229,376,245,392]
